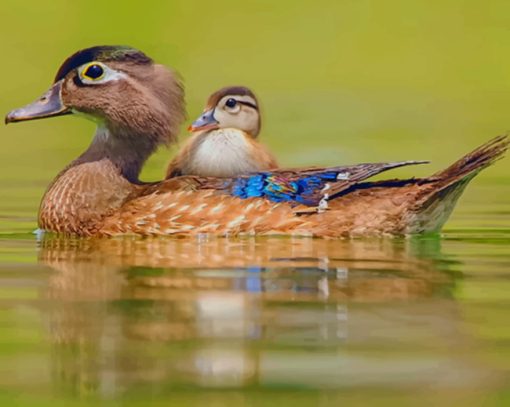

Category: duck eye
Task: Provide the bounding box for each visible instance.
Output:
[225,98,237,108]
[83,64,104,80]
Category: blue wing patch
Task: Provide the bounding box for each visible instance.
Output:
[219,161,428,206]
[228,172,340,205]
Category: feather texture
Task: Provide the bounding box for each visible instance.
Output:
[209,160,429,206]
[36,136,508,237]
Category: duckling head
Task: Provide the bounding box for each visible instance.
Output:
[6,45,185,147]
[189,86,260,137]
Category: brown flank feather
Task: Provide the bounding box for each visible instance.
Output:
[88,136,507,237]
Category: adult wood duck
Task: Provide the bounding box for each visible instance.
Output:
[5,45,508,238]
[166,86,277,178]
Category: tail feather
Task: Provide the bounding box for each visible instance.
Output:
[432,134,508,185]
[407,135,508,233]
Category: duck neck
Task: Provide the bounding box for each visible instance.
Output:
[38,125,157,235]
[74,125,158,183]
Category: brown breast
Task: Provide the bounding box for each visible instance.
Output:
[39,159,141,235]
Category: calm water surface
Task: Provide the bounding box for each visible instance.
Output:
[0,182,508,406]
[2,1,510,405]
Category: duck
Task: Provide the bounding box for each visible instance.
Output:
[166,86,277,178]
[5,45,508,238]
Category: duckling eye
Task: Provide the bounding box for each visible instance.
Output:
[225,98,237,108]
[83,64,105,80]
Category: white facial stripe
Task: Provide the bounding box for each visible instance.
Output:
[78,62,127,85]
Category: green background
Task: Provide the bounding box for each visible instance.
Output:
[1,2,510,406]
[1,0,509,186]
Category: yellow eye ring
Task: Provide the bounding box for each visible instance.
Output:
[80,62,105,81]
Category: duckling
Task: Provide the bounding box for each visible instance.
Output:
[5,45,508,238]
[166,86,277,178]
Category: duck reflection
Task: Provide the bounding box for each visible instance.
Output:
[38,235,468,397]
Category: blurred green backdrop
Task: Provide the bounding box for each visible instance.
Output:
[0,4,510,405]
[0,0,508,228]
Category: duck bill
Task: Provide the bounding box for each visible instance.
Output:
[188,109,219,132]
[5,80,71,124]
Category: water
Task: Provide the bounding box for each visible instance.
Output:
[0,182,508,406]
[2,1,510,405]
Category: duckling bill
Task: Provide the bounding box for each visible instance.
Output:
[4,45,509,238]
[167,86,278,178]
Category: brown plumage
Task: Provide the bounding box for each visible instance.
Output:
[205,86,262,131]
[5,46,508,238]
[99,136,507,237]
[166,86,277,178]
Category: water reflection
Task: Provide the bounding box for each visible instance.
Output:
[37,236,486,398]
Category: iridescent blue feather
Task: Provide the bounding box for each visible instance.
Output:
[218,161,429,207]
[227,172,338,205]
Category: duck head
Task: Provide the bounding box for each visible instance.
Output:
[5,45,185,148]
[189,86,260,137]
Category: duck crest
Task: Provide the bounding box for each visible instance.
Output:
[54,45,152,82]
